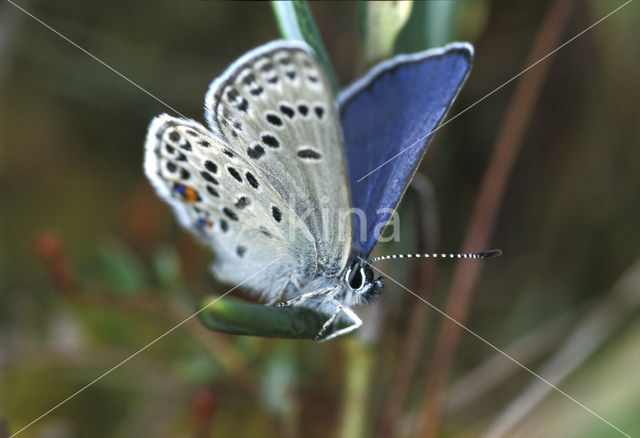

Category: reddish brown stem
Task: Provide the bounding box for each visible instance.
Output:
[416,1,575,437]
[193,388,217,438]
[33,231,77,293]
[378,175,438,438]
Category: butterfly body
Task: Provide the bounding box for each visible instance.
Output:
[144,40,472,340]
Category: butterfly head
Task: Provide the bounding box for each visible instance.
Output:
[340,256,383,306]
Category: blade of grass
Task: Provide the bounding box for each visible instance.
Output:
[271,0,339,95]
[446,303,581,413]
[481,258,640,438]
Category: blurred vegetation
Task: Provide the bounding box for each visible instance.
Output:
[1,1,639,438]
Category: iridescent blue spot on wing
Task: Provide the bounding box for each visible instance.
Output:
[339,43,473,256]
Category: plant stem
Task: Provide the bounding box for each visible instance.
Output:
[339,338,373,438]
[416,1,575,436]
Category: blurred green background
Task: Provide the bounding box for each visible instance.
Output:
[1,1,639,437]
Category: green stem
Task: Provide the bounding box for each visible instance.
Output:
[339,339,373,438]
[270,0,339,95]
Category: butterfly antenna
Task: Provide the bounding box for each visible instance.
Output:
[368,249,502,263]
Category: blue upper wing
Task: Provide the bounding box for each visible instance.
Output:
[339,42,473,256]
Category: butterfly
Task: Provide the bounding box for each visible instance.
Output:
[144,40,473,341]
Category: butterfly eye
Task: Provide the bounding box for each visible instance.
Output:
[347,264,366,291]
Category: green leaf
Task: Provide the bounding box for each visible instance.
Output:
[151,245,182,292]
[271,0,339,94]
[394,0,460,53]
[360,1,413,65]
[199,295,346,340]
[82,241,147,296]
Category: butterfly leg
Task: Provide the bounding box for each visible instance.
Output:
[315,304,362,342]
[315,302,342,341]
[274,286,333,307]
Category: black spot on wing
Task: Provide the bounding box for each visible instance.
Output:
[266,113,283,127]
[237,99,249,113]
[297,148,322,160]
[235,196,250,209]
[261,134,279,148]
[226,88,239,101]
[271,206,282,223]
[279,104,294,119]
[227,167,243,183]
[169,131,180,142]
[247,144,265,159]
[242,73,256,85]
[200,171,218,184]
[223,207,238,221]
[246,172,259,189]
[205,161,218,173]
[207,185,219,197]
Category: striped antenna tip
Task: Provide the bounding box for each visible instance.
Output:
[476,249,503,259]
[369,249,502,263]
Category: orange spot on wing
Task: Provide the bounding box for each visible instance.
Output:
[175,184,200,203]
[184,186,199,203]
